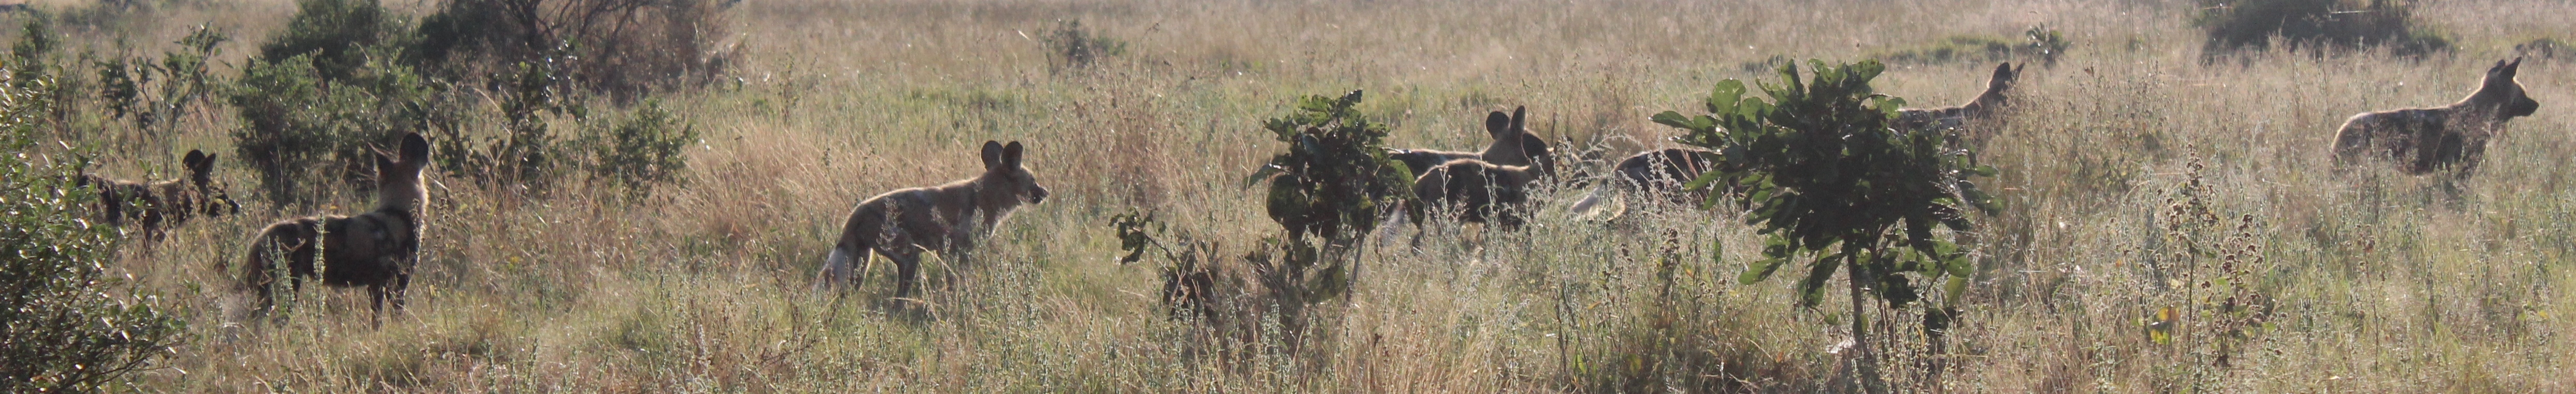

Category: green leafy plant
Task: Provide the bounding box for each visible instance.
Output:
[1043,19,1126,71]
[230,0,441,206]
[1653,59,1997,392]
[0,59,187,393]
[581,99,698,198]
[2192,0,2450,58]
[95,25,228,141]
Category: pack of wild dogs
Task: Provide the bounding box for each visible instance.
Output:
[77,58,2537,320]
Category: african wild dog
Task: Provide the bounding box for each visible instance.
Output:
[231,133,432,316]
[2332,58,2540,176]
[1896,62,2025,131]
[76,149,241,240]
[1389,106,1553,176]
[1411,158,1550,231]
[816,141,1050,300]
[1572,63,2025,218]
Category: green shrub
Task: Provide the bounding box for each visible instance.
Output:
[1654,59,1996,392]
[1043,19,1126,71]
[2192,0,2450,57]
[95,25,228,139]
[259,0,414,81]
[581,99,697,197]
[228,52,437,205]
[0,59,187,393]
[413,0,734,102]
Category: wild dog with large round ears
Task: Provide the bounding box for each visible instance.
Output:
[76,149,242,240]
[816,141,1050,299]
[2332,58,2540,176]
[231,132,432,317]
[1896,62,2024,131]
[1388,106,1553,177]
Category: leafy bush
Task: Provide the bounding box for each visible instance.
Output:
[231,0,442,205]
[581,100,697,196]
[96,26,228,139]
[413,0,735,102]
[1042,19,1126,71]
[2192,0,2450,57]
[259,0,415,81]
[228,52,437,205]
[0,59,186,392]
[1653,59,1996,391]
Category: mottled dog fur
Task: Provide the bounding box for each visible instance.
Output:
[1389,106,1552,176]
[1896,62,2024,131]
[2332,58,2540,175]
[232,133,432,316]
[816,141,1051,299]
[77,149,240,240]
[1411,158,1548,230]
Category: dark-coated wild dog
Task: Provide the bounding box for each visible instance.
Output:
[1412,158,1548,230]
[2332,58,2540,176]
[1390,106,1552,176]
[817,141,1050,300]
[77,149,241,240]
[1896,62,2024,131]
[1608,147,1722,207]
[231,133,432,316]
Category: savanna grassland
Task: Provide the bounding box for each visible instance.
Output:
[11,0,2576,391]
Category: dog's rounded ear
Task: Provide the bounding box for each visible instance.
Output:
[1003,141,1025,168]
[398,132,431,163]
[981,140,1005,169]
[183,149,210,170]
[1484,111,1512,138]
[1510,105,1528,134]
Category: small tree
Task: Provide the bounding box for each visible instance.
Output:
[1653,59,1997,392]
[1244,90,1414,325]
[0,60,187,392]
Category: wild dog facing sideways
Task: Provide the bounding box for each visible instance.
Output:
[1411,158,1549,231]
[77,149,242,240]
[1573,64,2024,218]
[231,133,432,316]
[1896,62,2025,131]
[817,141,1050,299]
[1389,106,1553,177]
[2332,58,2540,176]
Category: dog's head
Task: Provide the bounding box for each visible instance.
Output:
[979,140,1049,205]
[2472,57,2539,120]
[372,133,433,211]
[180,149,242,217]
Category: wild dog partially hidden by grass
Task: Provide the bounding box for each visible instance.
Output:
[1389,106,1553,176]
[76,149,242,240]
[1606,147,1723,207]
[1896,62,2025,131]
[1576,63,2022,218]
[1411,158,1549,231]
[2332,58,2540,176]
[816,141,1051,301]
[231,133,432,317]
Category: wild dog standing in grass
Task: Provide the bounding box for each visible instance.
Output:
[1389,106,1553,176]
[2333,58,2540,176]
[1411,158,1549,231]
[76,149,242,240]
[231,133,431,317]
[1577,63,2024,217]
[1896,62,2024,131]
[816,141,1050,301]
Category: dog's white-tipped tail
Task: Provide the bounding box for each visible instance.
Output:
[816,248,856,294]
[1568,188,1625,221]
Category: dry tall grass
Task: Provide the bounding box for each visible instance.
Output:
[21,0,2575,391]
